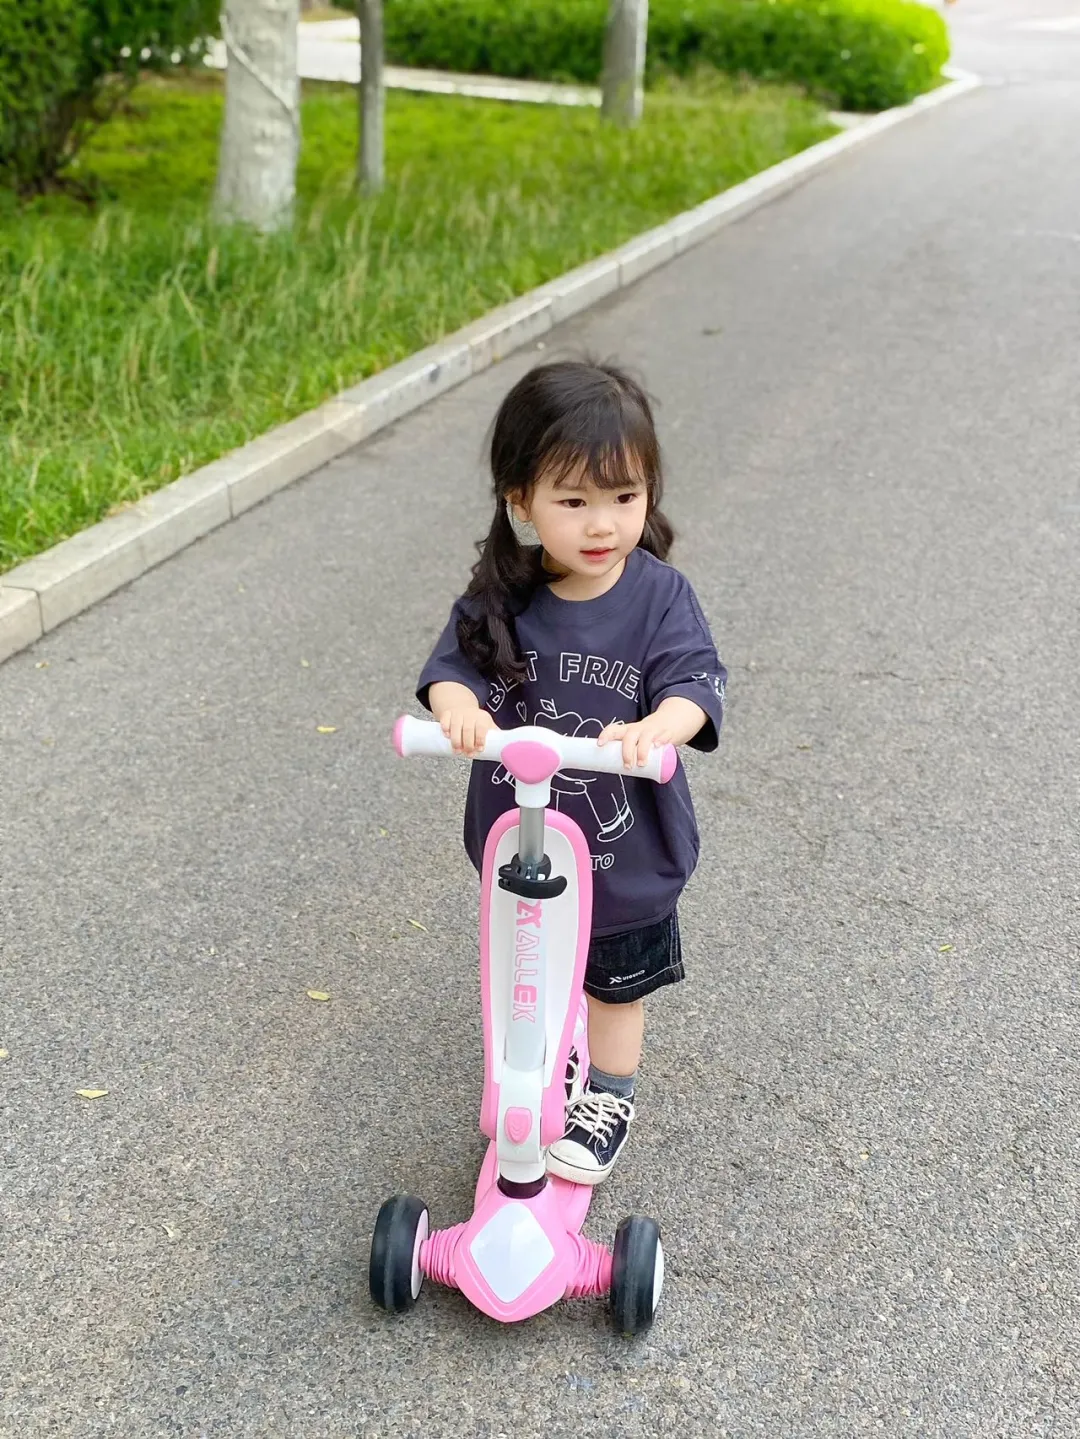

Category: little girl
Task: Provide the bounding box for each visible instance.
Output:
[417,360,726,1185]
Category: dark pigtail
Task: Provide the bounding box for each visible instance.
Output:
[640,507,674,561]
[458,503,549,688]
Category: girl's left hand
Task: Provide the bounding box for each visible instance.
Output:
[596,715,672,769]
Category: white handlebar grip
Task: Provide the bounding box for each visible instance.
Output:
[392,714,455,758]
[392,715,677,783]
[638,742,679,784]
[393,714,512,762]
[551,731,677,783]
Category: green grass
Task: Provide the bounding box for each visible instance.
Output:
[0,71,835,570]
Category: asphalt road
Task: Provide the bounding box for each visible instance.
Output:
[2,4,1079,1435]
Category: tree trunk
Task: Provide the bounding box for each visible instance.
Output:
[601,0,648,128]
[214,0,301,232]
[358,0,385,193]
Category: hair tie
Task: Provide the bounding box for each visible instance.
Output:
[506,501,540,547]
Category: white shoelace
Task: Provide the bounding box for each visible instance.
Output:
[570,1088,635,1141]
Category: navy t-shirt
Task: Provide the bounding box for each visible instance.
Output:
[416,547,727,937]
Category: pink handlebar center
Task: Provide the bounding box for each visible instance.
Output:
[392,715,408,757]
[501,740,560,785]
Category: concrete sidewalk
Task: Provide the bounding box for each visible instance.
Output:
[204,22,603,107]
[3,4,1079,1435]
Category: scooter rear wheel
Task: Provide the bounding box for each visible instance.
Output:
[610,1215,664,1336]
[369,1194,429,1313]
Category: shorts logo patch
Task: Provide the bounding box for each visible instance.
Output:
[609,969,647,986]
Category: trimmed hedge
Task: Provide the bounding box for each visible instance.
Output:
[384,0,949,112]
[0,0,219,193]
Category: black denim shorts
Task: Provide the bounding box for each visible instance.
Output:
[583,909,684,1005]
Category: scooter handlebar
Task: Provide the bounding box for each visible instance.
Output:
[393,715,678,784]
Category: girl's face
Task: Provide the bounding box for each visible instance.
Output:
[513,459,649,599]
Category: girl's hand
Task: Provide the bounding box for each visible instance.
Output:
[597,714,672,769]
[440,708,497,756]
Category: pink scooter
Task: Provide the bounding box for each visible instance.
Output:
[370,716,677,1334]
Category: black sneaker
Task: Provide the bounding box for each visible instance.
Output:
[546,1088,635,1186]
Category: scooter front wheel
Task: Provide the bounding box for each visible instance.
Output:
[369,1194,429,1313]
[610,1215,664,1336]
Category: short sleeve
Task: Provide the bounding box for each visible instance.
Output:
[642,581,727,752]
[416,599,491,713]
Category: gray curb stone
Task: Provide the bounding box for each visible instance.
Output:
[2,469,231,635]
[539,257,622,325]
[0,585,41,664]
[0,67,979,665]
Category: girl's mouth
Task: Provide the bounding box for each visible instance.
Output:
[581,548,614,562]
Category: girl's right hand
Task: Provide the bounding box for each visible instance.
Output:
[440,708,497,756]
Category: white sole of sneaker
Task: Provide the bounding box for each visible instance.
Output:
[545,1152,613,1186]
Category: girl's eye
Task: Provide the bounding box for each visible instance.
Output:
[557,492,640,509]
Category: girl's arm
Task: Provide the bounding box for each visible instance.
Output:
[597,695,707,768]
[651,695,708,746]
[427,680,482,720]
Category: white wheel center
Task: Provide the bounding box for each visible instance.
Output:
[411,1209,430,1299]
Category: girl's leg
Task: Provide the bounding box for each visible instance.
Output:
[586,994,643,1077]
[547,997,643,1186]
[549,911,681,1185]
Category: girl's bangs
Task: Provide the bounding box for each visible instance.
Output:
[542,439,654,492]
[536,379,660,491]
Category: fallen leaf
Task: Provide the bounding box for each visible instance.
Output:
[76,1089,108,1100]
[378,828,388,838]
[300,659,310,668]
[306,990,330,1002]
[0,1049,9,1061]
[35,660,49,670]
[938,944,954,953]
[316,726,337,734]
[162,1223,178,1240]
[796,743,812,751]
[407,919,428,933]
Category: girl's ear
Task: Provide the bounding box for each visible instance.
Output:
[508,489,531,524]
[506,489,541,547]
